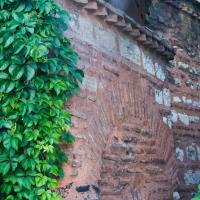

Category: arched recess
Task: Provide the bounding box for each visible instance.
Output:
[59,68,177,200]
[96,73,177,200]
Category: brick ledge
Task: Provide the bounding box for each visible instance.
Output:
[71,0,176,60]
[163,0,200,21]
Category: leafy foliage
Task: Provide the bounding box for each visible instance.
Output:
[0,0,83,199]
[192,185,200,200]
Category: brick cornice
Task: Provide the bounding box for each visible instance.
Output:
[71,0,176,60]
[163,0,200,21]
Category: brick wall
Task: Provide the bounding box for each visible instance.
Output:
[148,1,200,199]
[55,1,200,199]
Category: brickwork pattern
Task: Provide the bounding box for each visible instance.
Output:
[54,0,200,199]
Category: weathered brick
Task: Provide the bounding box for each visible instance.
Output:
[81,75,97,92]
[55,1,200,200]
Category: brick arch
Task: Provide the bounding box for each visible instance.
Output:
[96,74,177,200]
[59,71,177,200]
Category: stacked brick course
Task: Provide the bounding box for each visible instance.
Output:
[55,0,200,199]
[148,1,200,199]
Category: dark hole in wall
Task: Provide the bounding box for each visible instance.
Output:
[106,0,152,25]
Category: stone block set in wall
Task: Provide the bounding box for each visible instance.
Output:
[55,0,200,199]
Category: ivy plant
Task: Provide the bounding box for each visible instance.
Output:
[0,0,83,199]
[192,185,200,200]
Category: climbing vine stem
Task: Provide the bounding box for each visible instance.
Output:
[0,0,83,199]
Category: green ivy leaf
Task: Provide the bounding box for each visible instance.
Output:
[1,183,12,194]
[15,1,26,12]
[35,175,47,187]
[0,154,9,162]
[14,41,25,54]
[9,20,20,30]
[47,178,58,189]
[0,0,5,9]
[30,45,49,60]
[2,120,13,129]
[11,162,18,171]
[3,137,11,149]
[0,162,11,175]
[8,65,17,75]
[5,36,14,48]
[62,132,75,144]
[12,67,24,80]
[26,27,35,34]
[0,72,9,79]
[22,177,33,190]
[0,61,9,70]
[26,65,36,81]
[11,137,19,151]
[5,82,15,93]
[0,0,83,198]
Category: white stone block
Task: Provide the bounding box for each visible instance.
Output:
[189,116,199,124]
[193,101,200,107]
[163,88,171,107]
[94,23,117,53]
[69,12,79,33]
[81,75,97,92]
[119,35,141,65]
[173,96,182,103]
[174,78,181,86]
[184,170,200,185]
[182,96,192,104]
[186,145,196,161]
[178,62,189,70]
[173,192,180,200]
[143,54,155,76]
[77,15,95,44]
[155,89,163,105]
[155,62,166,81]
[176,147,184,162]
[171,110,178,123]
[163,116,172,128]
[178,113,190,125]
[69,13,118,54]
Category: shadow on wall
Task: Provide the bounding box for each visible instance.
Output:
[106,0,152,25]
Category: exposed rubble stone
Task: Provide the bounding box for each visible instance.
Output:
[184,170,200,185]
[173,191,181,200]
[176,147,184,162]
[148,0,200,62]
